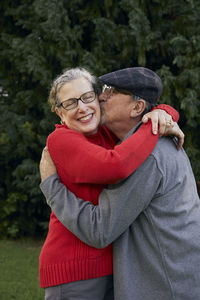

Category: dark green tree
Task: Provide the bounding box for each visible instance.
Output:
[0,0,199,237]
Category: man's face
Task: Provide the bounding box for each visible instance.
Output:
[99,88,134,130]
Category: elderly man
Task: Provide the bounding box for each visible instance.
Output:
[40,68,200,299]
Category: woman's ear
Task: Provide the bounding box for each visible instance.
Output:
[55,108,62,120]
[130,100,146,117]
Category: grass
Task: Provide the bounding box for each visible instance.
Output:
[0,239,44,300]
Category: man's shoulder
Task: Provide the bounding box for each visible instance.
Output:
[152,137,179,157]
[150,136,188,174]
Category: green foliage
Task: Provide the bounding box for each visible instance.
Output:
[0,0,199,238]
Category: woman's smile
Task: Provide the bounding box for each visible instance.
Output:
[56,77,101,135]
[78,113,93,122]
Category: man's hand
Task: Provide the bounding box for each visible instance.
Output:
[40,147,57,182]
[142,109,184,150]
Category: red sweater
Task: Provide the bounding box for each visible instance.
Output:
[39,105,179,288]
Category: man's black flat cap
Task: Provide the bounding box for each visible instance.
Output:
[99,67,163,104]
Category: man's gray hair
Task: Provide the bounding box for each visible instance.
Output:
[143,100,156,115]
[130,94,156,117]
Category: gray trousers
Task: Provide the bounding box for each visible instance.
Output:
[45,275,114,300]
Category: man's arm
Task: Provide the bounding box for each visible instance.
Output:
[40,152,162,248]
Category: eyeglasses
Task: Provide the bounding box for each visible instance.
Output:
[102,84,133,99]
[56,91,96,110]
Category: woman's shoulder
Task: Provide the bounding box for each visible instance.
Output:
[49,124,84,137]
[47,124,86,145]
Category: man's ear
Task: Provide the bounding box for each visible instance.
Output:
[130,100,146,117]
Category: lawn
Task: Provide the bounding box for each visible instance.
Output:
[0,239,44,300]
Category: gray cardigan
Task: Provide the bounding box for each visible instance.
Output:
[40,135,200,300]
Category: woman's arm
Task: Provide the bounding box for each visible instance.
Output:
[47,122,158,184]
[47,104,179,185]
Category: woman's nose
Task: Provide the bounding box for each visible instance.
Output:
[77,99,88,111]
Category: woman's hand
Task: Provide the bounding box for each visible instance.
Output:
[142,109,184,150]
[40,147,57,182]
[164,122,185,150]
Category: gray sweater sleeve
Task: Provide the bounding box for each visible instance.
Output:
[40,155,163,248]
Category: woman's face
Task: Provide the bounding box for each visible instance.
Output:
[56,77,101,136]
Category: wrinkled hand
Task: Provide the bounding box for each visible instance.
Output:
[142,109,184,150]
[164,122,185,150]
[142,109,174,135]
[40,147,57,182]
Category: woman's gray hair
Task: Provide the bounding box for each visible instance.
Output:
[48,67,97,112]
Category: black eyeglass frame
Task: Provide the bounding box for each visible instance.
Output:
[56,90,97,111]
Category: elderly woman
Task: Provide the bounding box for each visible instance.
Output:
[39,67,179,300]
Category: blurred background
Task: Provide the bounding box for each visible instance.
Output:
[0,0,200,297]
